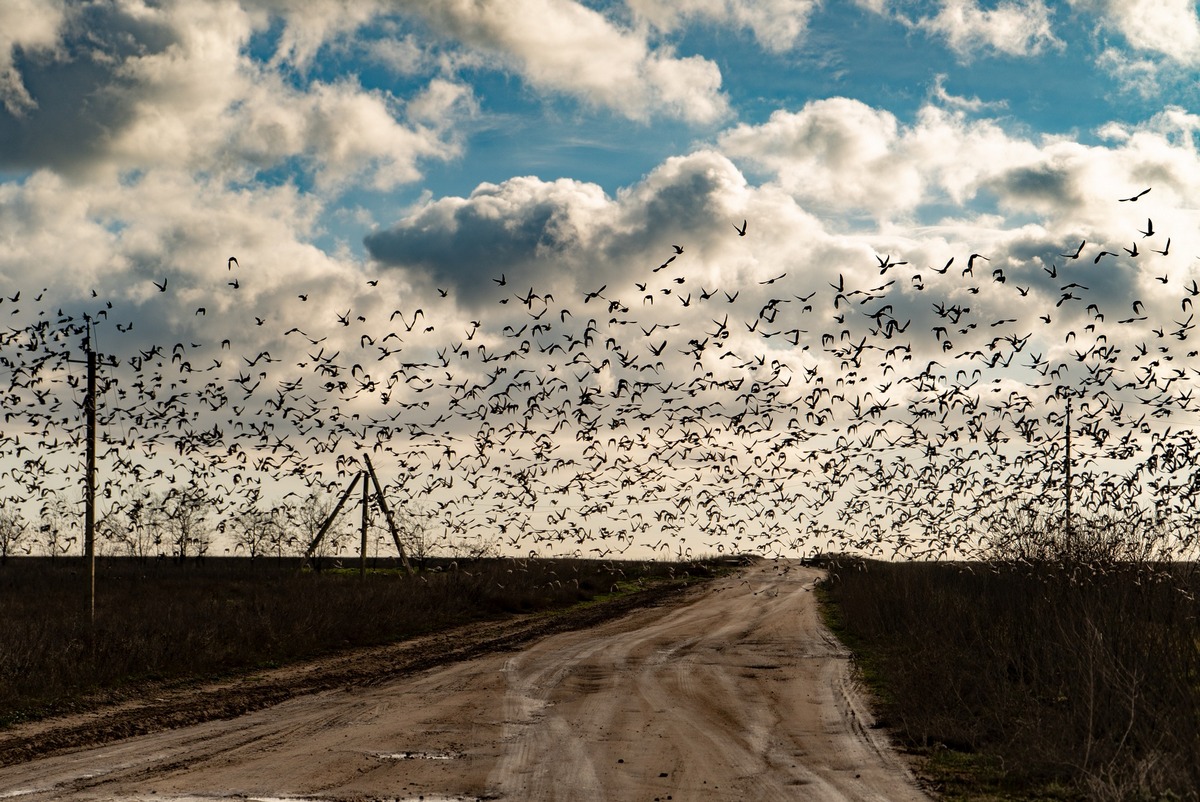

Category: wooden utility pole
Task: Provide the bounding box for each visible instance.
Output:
[84,329,97,626]
[301,459,414,575]
[1065,398,1073,548]
[360,470,369,579]
[364,454,413,575]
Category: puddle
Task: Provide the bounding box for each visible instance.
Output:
[372,749,461,761]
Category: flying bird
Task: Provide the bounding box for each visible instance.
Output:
[1119,188,1151,202]
[1061,240,1086,259]
[733,219,748,236]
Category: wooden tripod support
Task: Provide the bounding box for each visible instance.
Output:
[302,458,414,575]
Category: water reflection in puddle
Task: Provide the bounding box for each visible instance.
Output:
[373,749,461,761]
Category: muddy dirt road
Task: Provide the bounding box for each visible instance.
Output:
[0,563,931,801]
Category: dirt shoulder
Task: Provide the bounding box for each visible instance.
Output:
[0,578,696,768]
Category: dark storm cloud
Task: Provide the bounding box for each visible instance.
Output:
[990,162,1085,212]
[364,151,745,305]
[0,5,181,174]
[364,182,590,305]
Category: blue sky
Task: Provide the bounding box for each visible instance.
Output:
[4,0,1200,558]
[226,0,1200,254]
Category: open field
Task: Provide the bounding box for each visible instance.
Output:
[819,558,1200,801]
[0,555,711,731]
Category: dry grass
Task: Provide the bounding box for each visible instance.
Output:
[818,556,1200,801]
[0,556,710,726]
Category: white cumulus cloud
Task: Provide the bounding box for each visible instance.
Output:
[914,0,1062,59]
[0,0,65,117]
[1074,0,1200,64]
[625,0,820,52]
[406,0,729,123]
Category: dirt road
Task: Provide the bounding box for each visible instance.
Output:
[0,563,931,801]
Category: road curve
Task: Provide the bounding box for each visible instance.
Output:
[0,562,931,801]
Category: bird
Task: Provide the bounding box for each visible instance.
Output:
[153,279,168,292]
[734,220,748,236]
[1061,240,1086,259]
[227,256,239,270]
[1119,188,1151,202]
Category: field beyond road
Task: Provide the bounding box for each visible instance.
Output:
[0,561,929,801]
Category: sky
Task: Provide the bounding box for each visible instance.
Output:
[4,0,1200,560]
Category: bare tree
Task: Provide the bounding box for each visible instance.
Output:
[0,506,29,565]
[266,504,299,560]
[397,505,435,568]
[38,489,78,558]
[295,490,343,565]
[229,505,274,561]
[161,486,210,561]
[120,493,158,560]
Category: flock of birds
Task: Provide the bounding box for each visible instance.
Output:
[3,188,1200,561]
